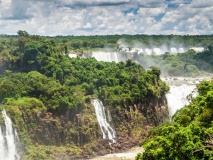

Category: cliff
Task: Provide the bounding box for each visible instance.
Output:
[2,94,168,159]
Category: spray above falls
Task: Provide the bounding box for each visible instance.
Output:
[92,100,116,144]
[0,109,20,160]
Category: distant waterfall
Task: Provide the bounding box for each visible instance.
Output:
[92,100,116,144]
[0,109,20,160]
[91,52,119,62]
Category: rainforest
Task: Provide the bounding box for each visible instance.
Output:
[0,32,213,160]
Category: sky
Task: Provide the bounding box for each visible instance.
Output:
[0,0,212,36]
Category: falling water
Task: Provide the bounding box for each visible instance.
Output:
[170,48,177,54]
[91,100,116,144]
[166,84,197,117]
[0,109,20,160]
[92,52,119,62]
[179,47,185,53]
[153,48,162,55]
[144,48,152,55]
[162,77,206,117]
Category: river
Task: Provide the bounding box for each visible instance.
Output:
[90,146,144,160]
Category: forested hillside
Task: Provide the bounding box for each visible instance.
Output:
[136,79,213,160]
[0,32,170,159]
[0,31,213,159]
[134,47,213,76]
[1,31,213,77]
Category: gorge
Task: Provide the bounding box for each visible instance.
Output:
[0,34,212,159]
[0,52,204,160]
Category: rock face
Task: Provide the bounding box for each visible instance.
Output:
[6,95,169,159]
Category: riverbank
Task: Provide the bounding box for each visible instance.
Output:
[90,146,144,160]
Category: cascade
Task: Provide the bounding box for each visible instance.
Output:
[144,48,152,55]
[170,48,177,54]
[113,52,119,63]
[164,77,202,117]
[92,52,119,62]
[0,109,20,160]
[190,47,204,52]
[153,48,162,55]
[166,84,197,117]
[179,47,185,53]
[91,100,116,144]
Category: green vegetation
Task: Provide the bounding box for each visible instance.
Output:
[134,47,213,76]
[0,31,212,158]
[0,31,169,110]
[0,31,170,159]
[1,31,213,77]
[136,79,213,160]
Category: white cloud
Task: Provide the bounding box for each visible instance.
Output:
[138,6,166,16]
[0,0,212,35]
[169,0,191,5]
[136,0,166,8]
[190,0,213,8]
[60,0,130,6]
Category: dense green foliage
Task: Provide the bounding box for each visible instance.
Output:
[134,47,213,76]
[0,31,213,159]
[1,31,213,77]
[0,31,170,112]
[136,79,213,160]
[0,31,172,159]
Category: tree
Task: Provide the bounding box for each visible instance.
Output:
[149,66,161,79]
[17,30,29,37]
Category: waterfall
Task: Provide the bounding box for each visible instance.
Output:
[91,100,116,144]
[179,47,185,53]
[170,48,177,54]
[145,48,152,55]
[166,84,197,117]
[153,48,162,55]
[163,77,204,117]
[92,52,119,62]
[0,109,20,160]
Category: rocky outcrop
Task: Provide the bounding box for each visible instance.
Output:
[6,95,169,159]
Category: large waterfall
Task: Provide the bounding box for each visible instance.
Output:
[166,84,197,117]
[91,52,119,63]
[0,109,20,160]
[91,100,116,144]
[164,77,203,117]
[89,52,210,119]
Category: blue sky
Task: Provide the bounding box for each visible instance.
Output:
[0,0,212,36]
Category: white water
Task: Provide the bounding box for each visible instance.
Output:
[118,45,205,55]
[92,52,119,63]
[92,100,116,144]
[163,77,208,117]
[0,109,20,160]
[68,53,77,58]
[179,47,185,53]
[166,84,197,117]
[190,47,204,52]
[171,48,177,54]
[153,48,162,55]
[90,146,144,160]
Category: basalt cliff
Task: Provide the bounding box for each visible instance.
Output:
[1,93,168,159]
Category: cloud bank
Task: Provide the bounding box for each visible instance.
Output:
[0,0,212,35]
